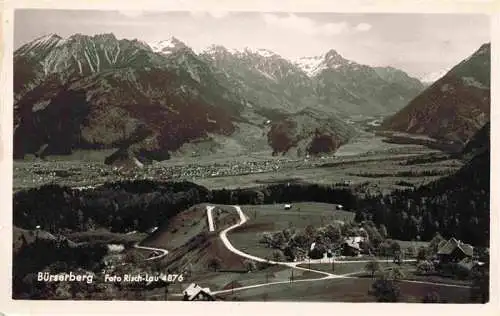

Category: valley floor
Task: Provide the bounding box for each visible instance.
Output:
[13,133,462,193]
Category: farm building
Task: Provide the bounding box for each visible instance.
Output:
[437,238,474,264]
[341,236,367,256]
[183,283,214,301]
[341,239,361,257]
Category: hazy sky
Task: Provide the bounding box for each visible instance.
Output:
[14,9,490,81]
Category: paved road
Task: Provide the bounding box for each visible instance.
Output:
[206,205,216,232]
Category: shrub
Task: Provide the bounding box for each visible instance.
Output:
[416,260,435,275]
[417,246,428,261]
[207,258,222,272]
[365,260,381,278]
[308,247,325,260]
[369,277,401,302]
[244,259,257,272]
[272,250,285,262]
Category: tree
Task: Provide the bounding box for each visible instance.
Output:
[428,233,445,254]
[405,245,417,258]
[254,191,265,204]
[324,224,342,243]
[244,259,257,272]
[386,267,405,281]
[378,224,388,239]
[390,241,401,256]
[369,277,400,302]
[417,246,428,262]
[365,260,381,278]
[272,250,285,262]
[305,225,316,239]
[207,258,222,272]
[283,246,297,261]
[183,263,194,277]
[124,250,144,264]
[354,210,367,223]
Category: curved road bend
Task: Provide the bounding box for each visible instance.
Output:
[133,243,169,261]
[211,205,471,295]
[135,204,217,261]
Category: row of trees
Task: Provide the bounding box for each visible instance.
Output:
[13,181,211,234]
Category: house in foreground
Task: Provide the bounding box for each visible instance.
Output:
[437,238,474,264]
[183,283,215,301]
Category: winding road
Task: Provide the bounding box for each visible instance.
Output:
[138,204,472,298]
[133,243,169,261]
[208,205,471,295]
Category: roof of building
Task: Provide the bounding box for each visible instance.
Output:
[184,283,212,300]
[344,236,365,244]
[457,257,475,270]
[437,238,474,257]
[343,240,361,250]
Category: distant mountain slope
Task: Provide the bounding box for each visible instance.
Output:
[296,50,425,116]
[267,107,357,156]
[13,34,244,161]
[380,43,490,145]
[200,46,317,116]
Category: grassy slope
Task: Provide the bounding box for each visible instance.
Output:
[217,276,471,302]
[228,202,355,259]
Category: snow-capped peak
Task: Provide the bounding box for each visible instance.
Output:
[243,47,279,58]
[149,37,186,54]
[295,49,350,77]
[294,55,325,77]
[201,44,239,56]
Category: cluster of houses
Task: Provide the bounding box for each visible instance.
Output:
[306,234,368,260]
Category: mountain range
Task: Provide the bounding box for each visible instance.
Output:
[13,33,431,163]
[380,43,490,145]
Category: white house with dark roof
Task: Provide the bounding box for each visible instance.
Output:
[183,283,214,301]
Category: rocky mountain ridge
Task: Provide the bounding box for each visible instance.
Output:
[14,33,429,163]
